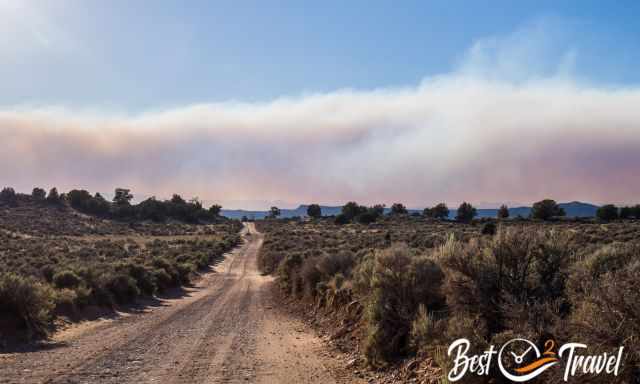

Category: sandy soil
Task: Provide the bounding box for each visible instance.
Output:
[0,223,363,384]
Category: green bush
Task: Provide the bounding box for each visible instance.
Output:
[480,221,497,235]
[104,274,140,304]
[316,251,355,278]
[0,273,55,337]
[334,213,350,225]
[596,204,619,221]
[152,268,174,291]
[531,199,565,220]
[567,243,640,382]
[176,262,196,283]
[363,244,444,366]
[456,202,477,222]
[117,262,157,296]
[152,257,180,285]
[299,256,322,298]
[276,253,303,293]
[53,270,82,289]
[440,228,572,337]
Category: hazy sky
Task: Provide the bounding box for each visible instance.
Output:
[1,1,640,209]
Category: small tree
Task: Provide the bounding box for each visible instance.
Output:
[67,189,93,210]
[633,205,640,219]
[531,199,565,220]
[112,188,134,219]
[357,207,383,224]
[497,204,509,219]
[456,202,477,222]
[113,188,133,206]
[596,204,619,221]
[342,201,366,221]
[189,197,203,210]
[371,204,386,216]
[46,187,61,204]
[32,187,46,201]
[426,203,449,219]
[335,213,350,225]
[171,194,186,205]
[390,203,408,215]
[307,204,322,219]
[620,206,632,219]
[209,204,222,217]
[0,187,17,204]
[268,206,281,219]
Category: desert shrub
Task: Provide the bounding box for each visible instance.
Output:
[41,265,55,283]
[176,262,196,283]
[357,208,383,224]
[363,244,444,366]
[323,272,353,307]
[72,285,92,308]
[117,262,157,295]
[353,252,375,296]
[440,228,572,338]
[152,268,174,291]
[54,286,92,313]
[195,252,210,269]
[276,253,303,293]
[0,273,55,337]
[53,270,82,289]
[104,273,140,304]
[152,257,180,285]
[316,251,355,278]
[75,266,113,306]
[256,217,640,382]
[53,288,79,314]
[334,213,350,225]
[299,256,322,298]
[409,304,447,353]
[480,221,497,235]
[567,243,640,382]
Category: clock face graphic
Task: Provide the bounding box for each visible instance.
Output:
[498,338,559,382]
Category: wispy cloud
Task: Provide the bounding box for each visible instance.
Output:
[1,19,639,208]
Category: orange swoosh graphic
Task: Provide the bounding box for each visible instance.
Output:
[514,357,559,373]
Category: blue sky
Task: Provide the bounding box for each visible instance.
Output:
[1,0,640,110]
[2,1,640,208]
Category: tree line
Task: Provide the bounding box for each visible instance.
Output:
[0,187,223,223]
[291,198,640,224]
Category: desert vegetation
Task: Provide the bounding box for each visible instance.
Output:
[0,187,241,340]
[257,213,640,382]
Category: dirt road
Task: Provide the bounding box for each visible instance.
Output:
[0,223,361,384]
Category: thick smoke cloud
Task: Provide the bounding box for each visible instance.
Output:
[2,23,639,208]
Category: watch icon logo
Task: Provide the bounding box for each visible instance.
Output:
[498,338,559,382]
